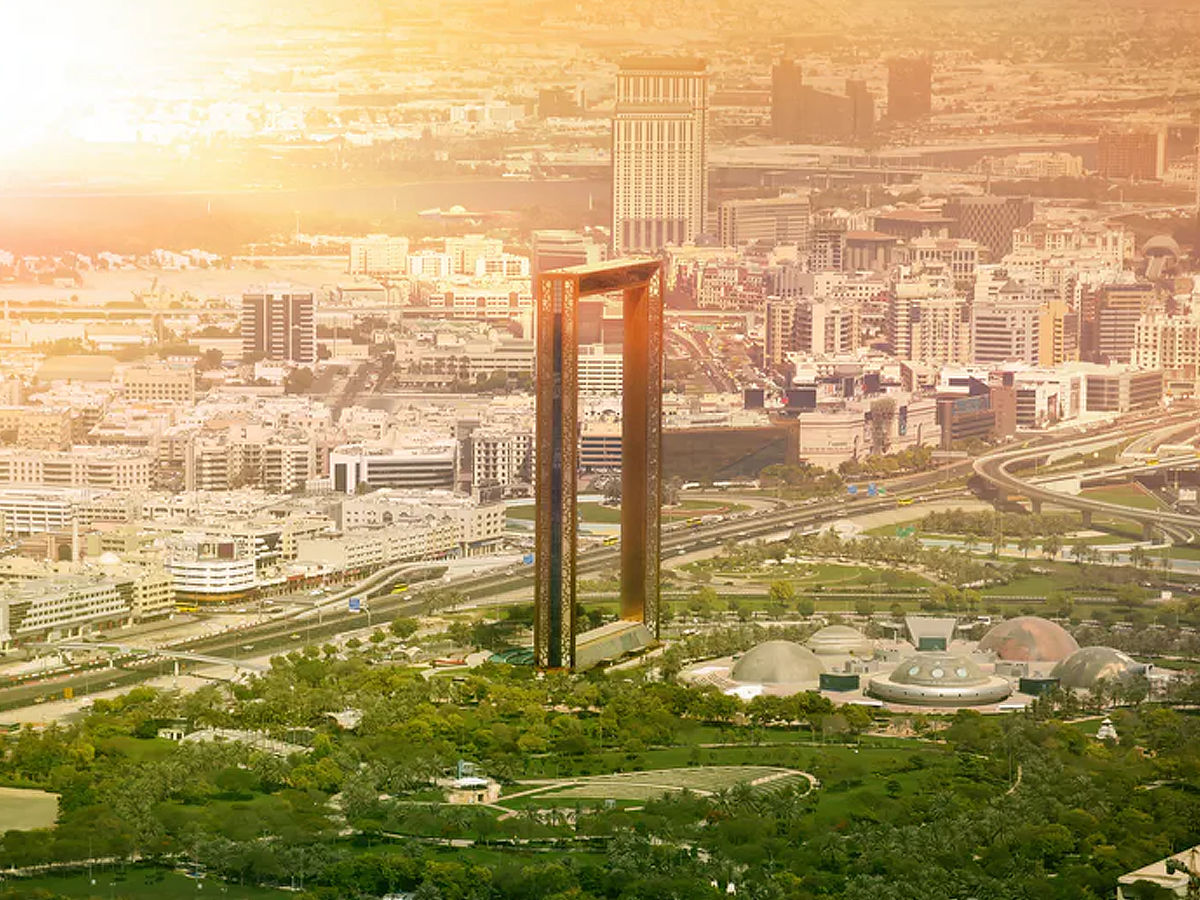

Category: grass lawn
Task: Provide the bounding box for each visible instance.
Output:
[0,786,59,830]
[3,867,291,899]
[1080,482,1166,511]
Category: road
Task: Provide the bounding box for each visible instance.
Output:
[973,411,1200,540]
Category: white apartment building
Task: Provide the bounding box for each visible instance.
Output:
[578,347,624,395]
[349,234,410,275]
[472,429,533,491]
[297,517,463,573]
[0,447,153,490]
[889,292,972,365]
[0,576,128,647]
[339,488,504,555]
[119,363,197,404]
[424,281,533,319]
[904,237,981,287]
[612,57,709,254]
[1132,313,1200,379]
[0,487,89,536]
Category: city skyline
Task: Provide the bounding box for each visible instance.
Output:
[0,3,1199,898]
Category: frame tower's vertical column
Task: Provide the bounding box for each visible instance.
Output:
[620,267,663,635]
[534,273,578,669]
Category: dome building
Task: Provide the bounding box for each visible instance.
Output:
[867,651,1013,707]
[1051,646,1142,690]
[978,616,1079,662]
[729,640,824,686]
[807,624,874,657]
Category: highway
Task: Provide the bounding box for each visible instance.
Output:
[973,413,1200,538]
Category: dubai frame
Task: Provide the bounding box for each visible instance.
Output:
[534,259,663,670]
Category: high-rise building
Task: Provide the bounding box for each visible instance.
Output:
[1039,299,1080,367]
[889,293,972,365]
[612,58,709,255]
[770,60,873,141]
[1097,128,1166,180]
[971,294,1042,366]
[718,194,811,248]
[1132,313,1200,380]
[241,288,315,363]
[770,60,804,140]
[887,57,932,121]
[943,196,1034,260]
[348,234,409,275]
[1081,283,1163,364]
[764,300,798,367]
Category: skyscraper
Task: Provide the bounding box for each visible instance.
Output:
[612,58,708,255]
[241,287,315,363]
[887,56,932,121]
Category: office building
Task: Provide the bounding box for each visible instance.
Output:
[718,194,811,249]
[887,57,932,120]
[971,294,1042,365]
[241,287,315,363]
[329,440,458,493]
[943,196,1034,259]
[770,61,873,141]
[120,363,197,404]
[612,58,709,254]
[1039,300,1080,367]
[1081,283,1162,364]
[1084,367,1164,413]
[1098,128,1166,180]
[348,234,409,275]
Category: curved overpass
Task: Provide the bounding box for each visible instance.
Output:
[974,427,1200,538]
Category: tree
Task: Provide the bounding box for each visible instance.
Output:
[768,580,796,607]
[390,617,419,640]
[284,367,315,394]
[1042,534,1063,560]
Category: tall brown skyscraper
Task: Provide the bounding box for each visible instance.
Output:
[887,56,932,121]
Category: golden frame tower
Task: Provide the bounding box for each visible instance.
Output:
[533,259,663,670]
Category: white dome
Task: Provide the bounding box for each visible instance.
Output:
[807,625,873,657]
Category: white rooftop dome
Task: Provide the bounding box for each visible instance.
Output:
[730,640,824,685]
[807,624,873,657]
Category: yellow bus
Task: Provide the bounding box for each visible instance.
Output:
[176,605,200,613]
[685,516,703,527]
[390,583,409,595]
[896,497,914,507]
[602,535,619,547]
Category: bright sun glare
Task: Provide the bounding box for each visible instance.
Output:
[0,1,164,155]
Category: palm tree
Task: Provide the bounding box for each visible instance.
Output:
[1042,534,1063,560]
[1017,535,1036,558]
[1071,539,1092,565]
